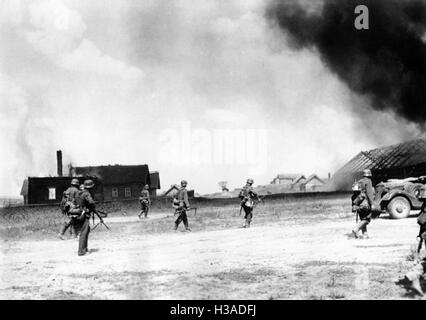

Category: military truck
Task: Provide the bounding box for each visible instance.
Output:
[376,177,426,219]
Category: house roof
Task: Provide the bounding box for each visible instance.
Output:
[275,173,304,180]
[73,165,151,185]
[163,184,180,196]
[334,139,426,175]
[304,174,325,185]
[149,171,161,189]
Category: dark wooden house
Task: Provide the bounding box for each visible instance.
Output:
[71,165,154,201]
[149,171,161,198]
[20,176,100,205]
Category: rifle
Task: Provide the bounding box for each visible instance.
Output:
[417,227,426,253]
[174,207,197,217]
[187,207,198,216]
[91,210,111,231]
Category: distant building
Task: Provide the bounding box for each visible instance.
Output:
[270,174,305,185]
[331,139,426,190]
[303,174,326,192]
[71,165,156,201]
[20,150,161,204]
[149,171,161,198]
[20,176,100,205]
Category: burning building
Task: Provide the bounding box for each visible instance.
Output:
[331,139,426,190]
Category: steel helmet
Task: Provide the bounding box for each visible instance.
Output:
[144,184,149,189]
[71,178,79,186]
[247,178,254,185]
[363,169,372,177]
[83,179,95,189]
[181,180,188,187]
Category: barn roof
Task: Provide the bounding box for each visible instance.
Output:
[335,139,426,174]
[73,165,151,185]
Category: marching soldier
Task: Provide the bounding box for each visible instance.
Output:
[57,178,80,240]
[239,178,259,228]
[351,169,375,239]
[138,184,151,219]
[173,180,191,232]
[402,187,426,296]
[404,258,426,296]
[75,179,96,256]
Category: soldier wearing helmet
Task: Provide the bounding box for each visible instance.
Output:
[173,180,191,231]
[351,169,375,239]
[138,184,151,219]
[58,178,81,240]
[75,179,97,256]
[239,178,259,228]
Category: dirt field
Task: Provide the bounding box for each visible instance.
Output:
[0,195,425,300]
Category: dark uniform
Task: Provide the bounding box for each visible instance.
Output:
[352,170,375,239]
[239,179,258,228]
[75,180,96,256]
[138,185,151,218]
[403,190,426,296]
[58,180,80,239]
[174,181,191,231]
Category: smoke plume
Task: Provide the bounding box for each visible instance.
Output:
[267,0,426,125]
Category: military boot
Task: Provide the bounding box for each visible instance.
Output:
[411,277,424,296]
[352,221,368,239]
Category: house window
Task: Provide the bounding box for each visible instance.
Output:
[48,188,56,200]
[112,187,118,198]
[125,187,131,198]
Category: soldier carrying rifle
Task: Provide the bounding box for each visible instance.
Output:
[173,180,192,232]
[351,169,376,239]
[239,178,260,228]
[401,187,426,296]
[138,184,151,219]
[57,178,80,240]
[75,179,97,256]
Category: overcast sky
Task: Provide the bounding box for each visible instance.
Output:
[0,0,421,196]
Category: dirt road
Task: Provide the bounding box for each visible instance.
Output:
[0,208,423,299]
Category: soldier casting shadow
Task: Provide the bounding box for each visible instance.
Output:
[351,169,380,239]
[173,180,191,232]
[138,184,151,219]
[239,178,260,228]
[74,179,97,256]
[58,178,81,240]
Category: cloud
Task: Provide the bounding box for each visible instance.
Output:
[25,0,143,79]
[59,39,144,79]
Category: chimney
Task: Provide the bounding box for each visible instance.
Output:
[57,150,63,177]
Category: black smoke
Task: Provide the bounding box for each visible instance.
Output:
[267,0,426,124]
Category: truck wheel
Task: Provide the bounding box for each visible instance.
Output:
[387,196,410,219]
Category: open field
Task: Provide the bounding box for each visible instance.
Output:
[0,194,425,299]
